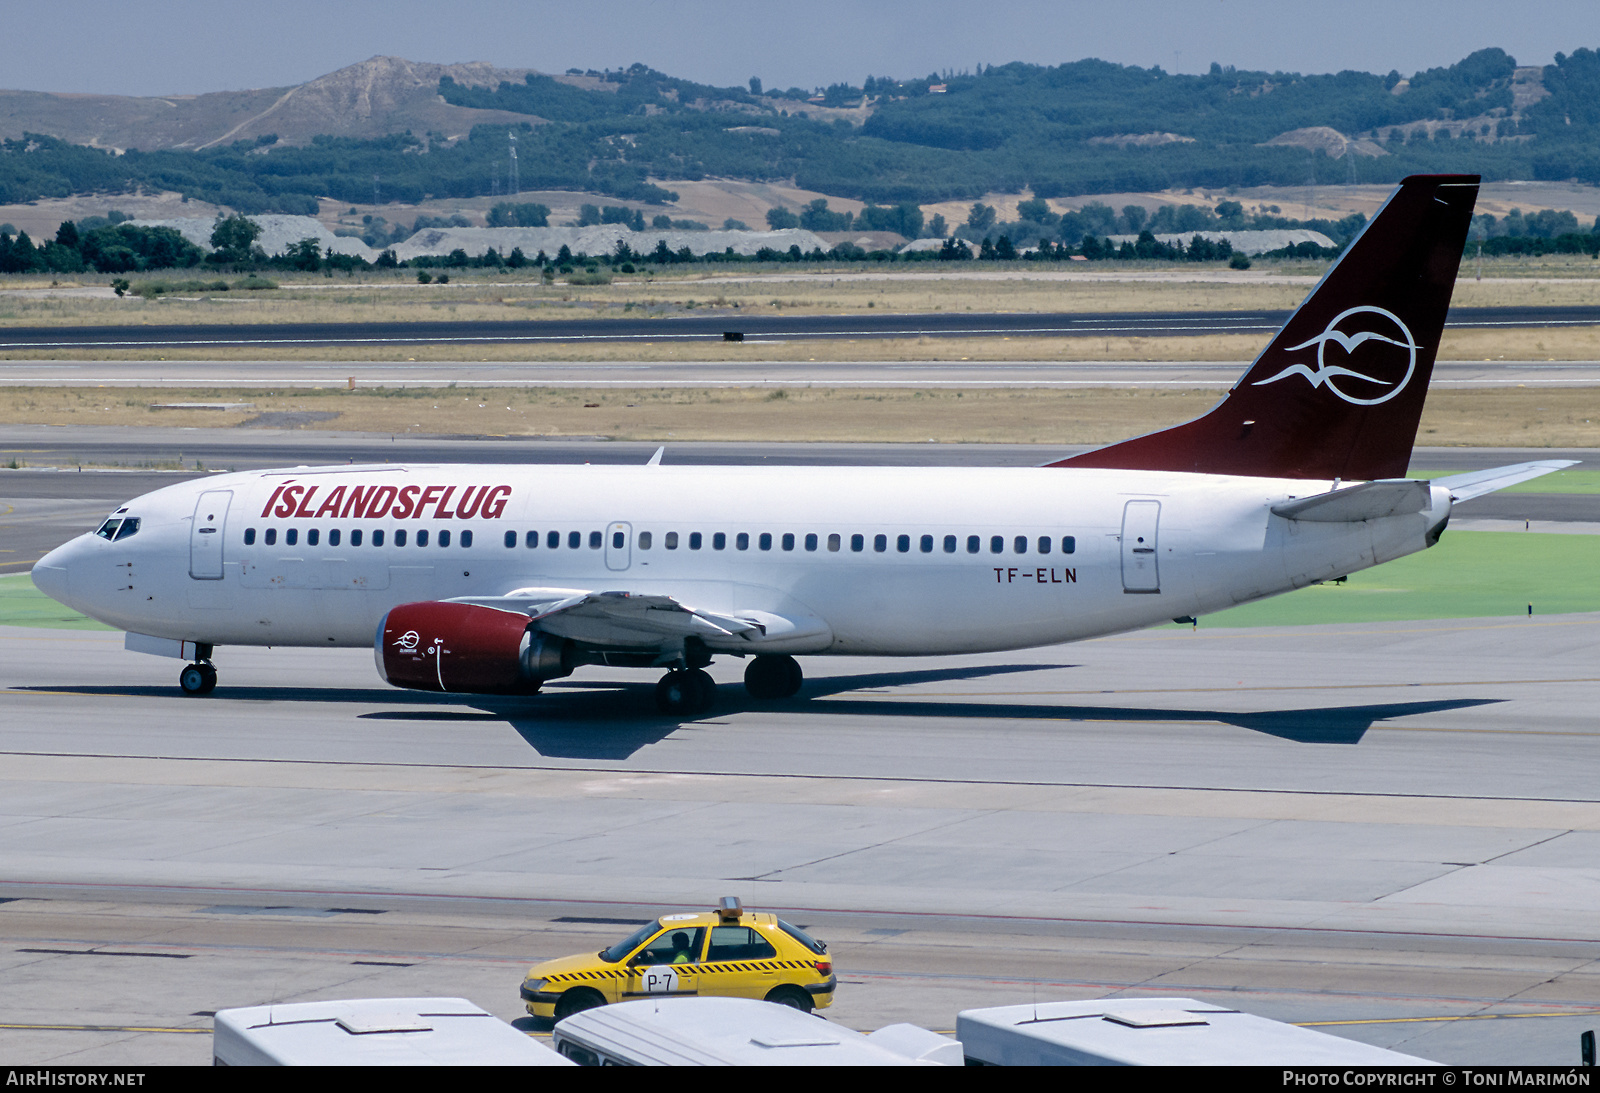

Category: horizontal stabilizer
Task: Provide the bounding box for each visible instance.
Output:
[1433,460,1579,502]
[1272,479,1431,522]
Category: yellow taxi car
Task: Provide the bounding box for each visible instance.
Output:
[521,897,835,1020]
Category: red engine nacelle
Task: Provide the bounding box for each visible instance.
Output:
[375,601,572,694]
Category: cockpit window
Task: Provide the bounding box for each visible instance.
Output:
[97,518,140,541]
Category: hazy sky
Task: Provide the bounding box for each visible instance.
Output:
[9,1,1600,96]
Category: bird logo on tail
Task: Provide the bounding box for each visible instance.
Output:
[1252,305,1420,406]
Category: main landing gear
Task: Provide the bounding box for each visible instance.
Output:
[178,661,217,695]
[654,655,804,715]
[655,667,716,715]
[743,654,803,700]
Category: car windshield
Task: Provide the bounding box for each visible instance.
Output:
[777,918,827,955]
[599,921,660,963]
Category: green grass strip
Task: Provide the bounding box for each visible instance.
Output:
[2,530,1593,633]
[1189,530,1600,628]
[0,573,115,630]
[1408,468,1600,494]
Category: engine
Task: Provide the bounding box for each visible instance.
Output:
[375,601,573,694]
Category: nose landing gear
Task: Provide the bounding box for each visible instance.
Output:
[179,661,217,695]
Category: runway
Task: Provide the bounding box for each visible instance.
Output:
[3,615,1600,1064]
[9,357,1600,389]
[1,304,1597,353]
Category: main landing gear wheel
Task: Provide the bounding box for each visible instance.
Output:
[655,667,716,715]
[744,654,803,700]
[178,662,217,696]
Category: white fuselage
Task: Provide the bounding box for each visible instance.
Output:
[33,462,1452,660]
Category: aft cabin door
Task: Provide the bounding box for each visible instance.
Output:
[605,521,632,571]
[1120,500,1161,594]
[189,490,232,580]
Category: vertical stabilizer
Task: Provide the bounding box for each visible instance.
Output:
[1050,175,1479,480]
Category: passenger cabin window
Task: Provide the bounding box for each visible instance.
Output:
[851,534,864,552]
[896,534,910,553]
[736,532,750,551]
[589,531,602,549]
[372,529,385,547]
[874,534,888,553]
[827,534,840,552]
[307,529,319,547]
[417,530,429,548]
[803,533,815,552]
[967,535,980,554]
[990,536,1003,554]
[243,528,256,546]
[505,531,517,548]
[547,530,559,549]
[461,530,472,548]
[612,531,625,549]
[329,529,340,547]
[394,529,406,547]
[567,531,580,549]
[639,532,652,550]
[265,529,277,546]
[665,532,678,550]
[351,529,363,547]
[758,533,772,551]
[713,533,726,551]
[525,530,538,548]
[286,528,298,547]
[438,530,450,548]
[1014,536,1027,554]
[1037,536,1050,554]
[1062,536,1076,554]
[690,532,702,550]
[920,534,934,553]
[944,535,957,553]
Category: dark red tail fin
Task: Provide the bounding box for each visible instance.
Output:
[1049,174,1479,480]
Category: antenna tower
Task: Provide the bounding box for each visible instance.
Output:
[508,131,519,196]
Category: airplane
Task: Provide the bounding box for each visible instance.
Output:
[31,174,1577,715]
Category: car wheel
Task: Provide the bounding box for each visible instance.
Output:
[554,987,606,1021]
[764,985,813,1013]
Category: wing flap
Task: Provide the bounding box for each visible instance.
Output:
[446,588,829,652]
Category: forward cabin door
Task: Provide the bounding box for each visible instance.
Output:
[1120,500,1161,594]
[189,490,232,580]
[605,521,633,571]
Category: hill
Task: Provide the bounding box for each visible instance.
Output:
[4,48,1600,217]
[0,56,547,150]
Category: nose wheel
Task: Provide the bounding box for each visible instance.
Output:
[655,668,715,715]
[179,662,217,696]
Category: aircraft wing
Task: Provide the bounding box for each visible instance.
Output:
[446,587,831,651]
[1433,460,1579,502]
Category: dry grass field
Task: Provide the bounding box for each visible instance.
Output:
[3,384,1596,449]
[2,254,1599,337]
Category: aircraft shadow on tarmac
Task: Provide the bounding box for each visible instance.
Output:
[15,671,1502,758]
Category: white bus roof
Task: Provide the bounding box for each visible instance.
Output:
[957,997,1433,1067]
[213,997,571,1066]
[553,997,956,1066]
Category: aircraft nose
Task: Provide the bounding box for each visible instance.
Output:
[31,539,80,605]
